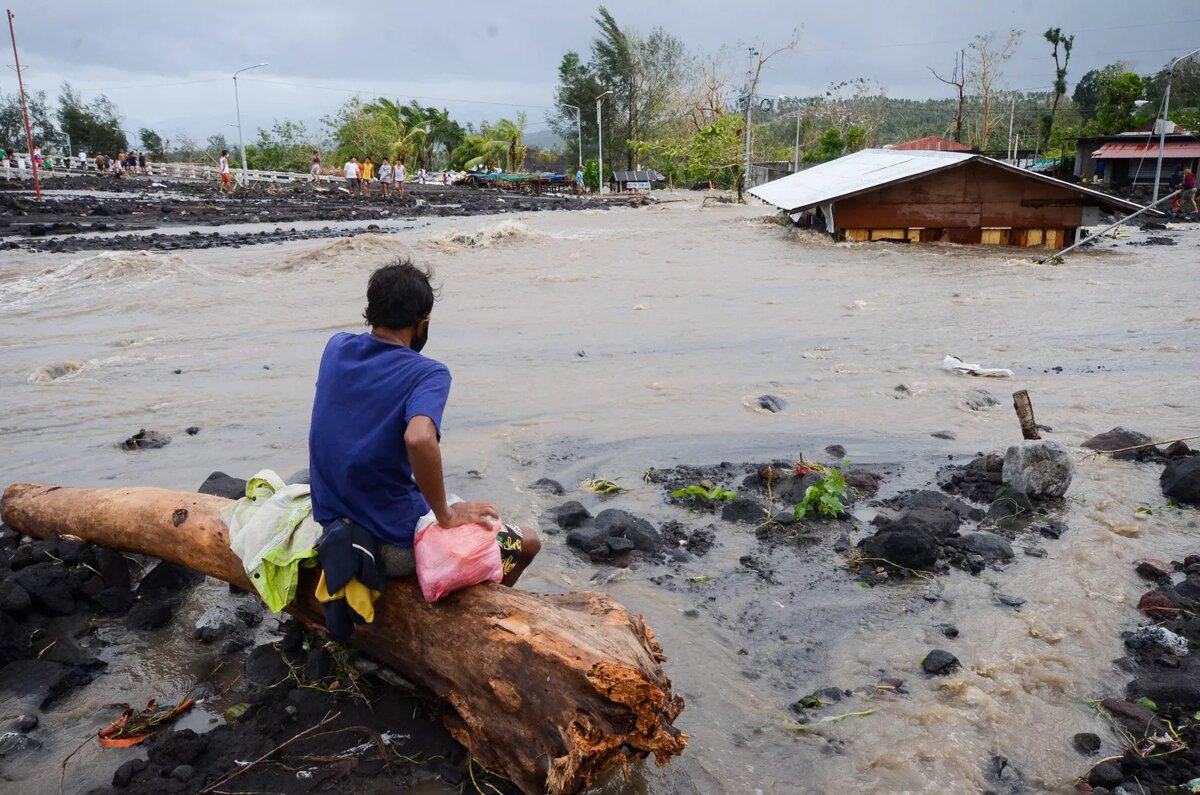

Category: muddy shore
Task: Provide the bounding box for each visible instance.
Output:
[4,429,1196,793]
[0,175,608,253]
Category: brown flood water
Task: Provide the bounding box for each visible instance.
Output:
[1,197,1198,794]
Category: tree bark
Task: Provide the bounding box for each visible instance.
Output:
[0,483,687,794]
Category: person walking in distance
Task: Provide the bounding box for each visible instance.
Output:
[310,149,322,184]
[361,157,375,198]
[1182,168,1199,215]
[395,158,407,199]
[343,156,359,196]
[219,149,234,195]
[378,157,393,200]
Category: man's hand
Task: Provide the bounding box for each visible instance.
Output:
[436,501,500,530]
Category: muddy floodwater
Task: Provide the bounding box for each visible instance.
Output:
[2,195,1199,794]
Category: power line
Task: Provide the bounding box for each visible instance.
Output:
[239,76,556,111]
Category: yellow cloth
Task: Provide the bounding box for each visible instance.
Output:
[362,163,374,180]
[315,571,381,623]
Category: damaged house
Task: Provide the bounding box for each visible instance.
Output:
[749,148,1144,248]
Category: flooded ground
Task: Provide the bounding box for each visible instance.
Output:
[1,195,1198,793]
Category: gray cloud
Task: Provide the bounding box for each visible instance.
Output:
[6,0,1197,145]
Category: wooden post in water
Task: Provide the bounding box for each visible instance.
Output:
[1012,389,1041,440]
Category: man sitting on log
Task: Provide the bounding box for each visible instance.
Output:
[308,260,540,587]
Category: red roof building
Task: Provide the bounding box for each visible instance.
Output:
[889,135,972,152]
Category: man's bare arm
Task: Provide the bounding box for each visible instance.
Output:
[405,416,499,529]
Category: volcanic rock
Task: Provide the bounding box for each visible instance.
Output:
[1161,457,1200,506]
[1002,440,1073,500]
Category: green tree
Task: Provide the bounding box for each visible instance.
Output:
[456,115,528,172]
[0,89,57,151]
[55,82,126,155]
[548,51,603,162]
[1073,63,1125,122]
[1040,27,1074,148]
[1093,70,1146,134]
[244,119,315,172]
[802,126,866,163]
[324,96,426,166]
[138,128,166,159]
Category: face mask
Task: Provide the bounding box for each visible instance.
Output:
[411,319,430,353]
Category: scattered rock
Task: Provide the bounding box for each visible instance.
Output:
[0,581,31,615]
[757,395,787,413]
[245,644,289,688]
[547,501,590,530]
[13,563,75,616]
[888,505,962,540]
[136,561,205,595]
[1137,590,1179,618]
[844,468,882,497]
[1099,698,1166,735]
[125,601,173,631]
[91,587,135,614]
[824,444,846,459]
[957,533,1014,561]
[1002,440,1073,500]
[1072,731,1101,755]
[593,509,662,552]
[185,426,201,436]
[197,471,248,499]
[984,490,1035,530]
[721,495,767,524]
[14,713,37,732]
[0,732,41,756]
[1161,456,1200,506]
[1134,558,1174,580]
[120,428,171,451]
[147,728,209,767]
[859,526,939,571]
[112,757,147,787]
[95,548,131,590]
[169,764,196,782]
[1087,761,1124,790]
[528,478,565,496]
[960,389,999,412]
[606,537,636,554]
[1082,427,1158,462]
[921,649,960,676]
[1023,545,1047,558]
[1164,440,1194,459]
[939,623,959,638]
[194,606,250,643]
[931,430,957,440]
[993,593,1026,609]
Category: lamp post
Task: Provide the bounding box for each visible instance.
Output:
[232,62,268,185]
[595,91,612,194]
[1153,47,1200,203]
[561,104,582,171]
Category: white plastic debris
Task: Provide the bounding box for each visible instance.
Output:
[1133,624,1189,656]
[942,354,1014,378]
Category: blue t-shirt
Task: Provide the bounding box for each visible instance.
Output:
[309,332,451,547]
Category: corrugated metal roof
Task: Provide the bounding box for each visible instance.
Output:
[890,135,972,152]
[748,148,1146,215]
[1093,142,1200,159]
[612,170,665,182]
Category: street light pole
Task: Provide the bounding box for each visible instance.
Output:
[596,91,612,195]
[561,104,582,170]
[232,62,268,186]
[1153,47,1200,203]
[7,10,39,201]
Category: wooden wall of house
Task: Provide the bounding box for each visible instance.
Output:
[833,161,1086,231]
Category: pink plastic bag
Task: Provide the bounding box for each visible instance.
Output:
[413,522,503,603]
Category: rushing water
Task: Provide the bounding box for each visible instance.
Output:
[1,197,1199,794]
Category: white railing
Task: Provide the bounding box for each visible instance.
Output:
[3,155,316,185]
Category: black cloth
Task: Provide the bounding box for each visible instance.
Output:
[316,518,385,641]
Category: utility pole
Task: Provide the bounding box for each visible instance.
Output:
[1153,47,1200,203]
[232,62,268,186]
[1007,96,1015,162]
[596,91,612,194]
[7,9,39,201]
[742,47,757,194]
[561,104,582,170]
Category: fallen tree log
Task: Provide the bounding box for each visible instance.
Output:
[0,483,686,794]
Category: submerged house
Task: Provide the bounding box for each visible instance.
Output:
[748,148,1144,248]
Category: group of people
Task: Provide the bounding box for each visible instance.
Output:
[100,150,150,176]
[339,155,409,199]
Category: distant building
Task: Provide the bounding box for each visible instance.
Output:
[888,135,973,152]
[612,170,665,192]
[1075,126,1200,188]
[749,148,1144,248]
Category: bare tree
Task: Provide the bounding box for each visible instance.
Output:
[1041,27,1074,149]
[966,30,1023,151]
[739,30,799,197]
[930,50,966,143]
[686,51,730,133]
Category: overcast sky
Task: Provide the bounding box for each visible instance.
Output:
[6,0,1198,150]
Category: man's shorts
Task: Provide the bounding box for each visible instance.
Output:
[220,172,231,184]
[1183,188,1197,200]
[378,522,524,578]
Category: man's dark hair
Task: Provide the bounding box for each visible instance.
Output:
[221,149,228,156]
[364,259,436,329]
